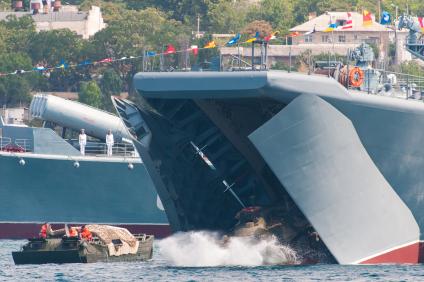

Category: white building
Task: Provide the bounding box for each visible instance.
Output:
[0,5,106,39]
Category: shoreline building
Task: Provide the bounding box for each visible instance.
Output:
[0,5,106,39]
[220,11,412,69]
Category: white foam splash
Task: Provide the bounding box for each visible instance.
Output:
[157,231,298,267]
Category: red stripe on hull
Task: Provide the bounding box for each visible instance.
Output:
[0,223,172,239]
[359,242,420,264]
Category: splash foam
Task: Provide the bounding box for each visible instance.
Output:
[157,231,298,267]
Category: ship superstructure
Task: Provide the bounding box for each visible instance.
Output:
[0,94,169,238]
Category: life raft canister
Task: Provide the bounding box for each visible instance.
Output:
[349,67,364,87]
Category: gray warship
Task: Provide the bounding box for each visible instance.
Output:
[0,94,169,238]
[110,34,424,264]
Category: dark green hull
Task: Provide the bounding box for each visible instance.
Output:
[12,236,154,265]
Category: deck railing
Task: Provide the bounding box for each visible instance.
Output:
[0,137,138,158]
[0,137,11,149]
[347,69,424,101]
[80,141,137,158]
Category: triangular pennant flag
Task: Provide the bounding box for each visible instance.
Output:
[245,31,260,43]
[98,58,113,63]
[265,31,279,41]
[165,44,176,54]
[57,59,68,69]
[77,60,92,67]
[190,45,198,56]
[145,51,156,57]
[226,33,241,46]
[288,31,300,37]
[33,65,46,71]
[204,41,216,49]
[363,10,373,26]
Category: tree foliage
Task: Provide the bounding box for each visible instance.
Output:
[78,80,102,108]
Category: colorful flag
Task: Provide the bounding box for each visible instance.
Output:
[165,44,176,54]
[288,31,300,37]
[57,60,68,69]
[265,31,279,41]
[342,12,353,29]
[363,10,373,26]
[419,17,424,32]
[33,65,46,71]
[190,45,198,56]
[145,51,156,57]
[324,23,338,32]
[204,41,216,49]
[77,60,92,67]
[226,33,241,46]
[245,31,260,43]
[98,58,113,63]
[380,11,391,25]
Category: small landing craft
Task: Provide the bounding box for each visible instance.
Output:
[12,225,154,265]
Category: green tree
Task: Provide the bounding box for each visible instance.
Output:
[28,29,87,65]
[248,0,294,35]
[0,15,36,54]
[100,68,122,109]
[401,61,424,76]
[0,52,33,106]
[100,68,122,96]
[208,0,251,33]
[78,80,102,108]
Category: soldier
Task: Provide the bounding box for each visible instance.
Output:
[79,129,87,155]
[106,129,114,157]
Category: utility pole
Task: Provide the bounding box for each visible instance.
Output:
[197,14,200,38]
[378,0,381,24]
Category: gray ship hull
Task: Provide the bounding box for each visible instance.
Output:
[116,70,424,264]
[0,151,170,238]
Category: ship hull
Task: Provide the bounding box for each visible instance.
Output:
[121,71,424,264]
[0,152,170,238]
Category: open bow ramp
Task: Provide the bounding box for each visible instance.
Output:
[249,94,419,264]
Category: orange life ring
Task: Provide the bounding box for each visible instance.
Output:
[349,67,364,87]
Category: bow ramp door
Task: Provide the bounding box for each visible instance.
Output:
[249,94,419,264]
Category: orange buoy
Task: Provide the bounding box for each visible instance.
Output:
[349,67,364,87]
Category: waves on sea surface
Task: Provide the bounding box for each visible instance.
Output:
[2,236,424,281]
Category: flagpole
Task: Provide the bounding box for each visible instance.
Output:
[237,43,241,70]
[289,44,292,73]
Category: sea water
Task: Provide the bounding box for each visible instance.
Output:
[1,232,424,281]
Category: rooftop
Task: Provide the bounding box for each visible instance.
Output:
[0,11,88,22]
[291,12,391,32]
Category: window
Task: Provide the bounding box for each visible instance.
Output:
[338,35,346,43]
[305,35,313,43]
[322,35,329,43]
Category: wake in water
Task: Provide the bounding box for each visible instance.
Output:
[157,231,299,267]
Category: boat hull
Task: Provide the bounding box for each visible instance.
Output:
[0,152,170,238]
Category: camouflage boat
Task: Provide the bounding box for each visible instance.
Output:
[12,225,154,264]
